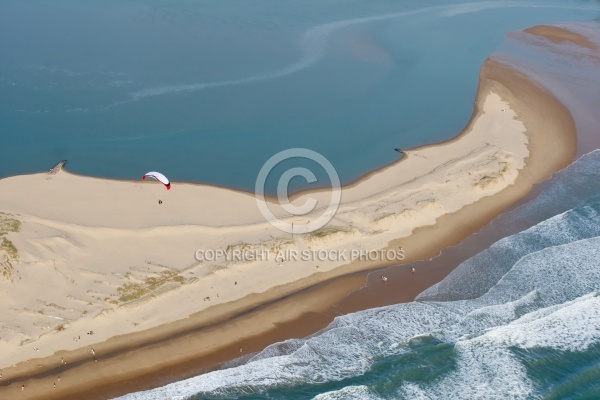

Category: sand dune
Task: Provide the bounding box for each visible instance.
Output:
[0,87,529,370]
[0,46,580,398]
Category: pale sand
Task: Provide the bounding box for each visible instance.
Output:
[1,92,526,355]
[0,59,577,400]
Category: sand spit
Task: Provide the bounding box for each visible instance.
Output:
[0,23,585,400]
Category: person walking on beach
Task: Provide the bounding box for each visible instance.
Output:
[411,267,415,274]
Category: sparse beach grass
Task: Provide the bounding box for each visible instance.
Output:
[307,225,352,240]
[116,270,185,303]
[0,212,21,280]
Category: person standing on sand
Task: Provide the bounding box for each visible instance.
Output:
[411,267,415,274]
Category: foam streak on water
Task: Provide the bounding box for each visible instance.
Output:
[127,1,598,102]
[3,0,599,188]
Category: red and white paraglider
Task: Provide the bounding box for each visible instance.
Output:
[142,171,171,190]
[142,171,171,204]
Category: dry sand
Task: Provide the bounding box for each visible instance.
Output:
[0,29,581,400]
[0,85,527,366]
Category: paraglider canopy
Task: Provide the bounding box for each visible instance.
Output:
[142,171,171,190]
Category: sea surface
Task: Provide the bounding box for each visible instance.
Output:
[101,1,600,398]
[1,0,599,192]
[3,1,600,399]
[116,148,600,399]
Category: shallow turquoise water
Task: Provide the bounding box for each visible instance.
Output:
[1,0,599,192]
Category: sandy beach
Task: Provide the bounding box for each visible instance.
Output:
[0,24,588,399]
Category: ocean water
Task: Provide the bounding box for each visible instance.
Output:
[115,150,600,399]
[5,2,600,399]
[2,0,600,192]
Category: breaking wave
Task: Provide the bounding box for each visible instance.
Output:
[115,151,600,399]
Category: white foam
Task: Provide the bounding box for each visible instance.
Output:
[502,293,600,351]
[418,202,600,301]
[313,385,381,400]
[393,293,600,400]
[114,79,600,400]
[125,248,597,397]
[116,231,600,399]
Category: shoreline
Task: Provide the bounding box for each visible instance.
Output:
[0,28,582,400]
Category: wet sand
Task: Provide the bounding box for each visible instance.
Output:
[524,25,597,49]
[0,24,594,400]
